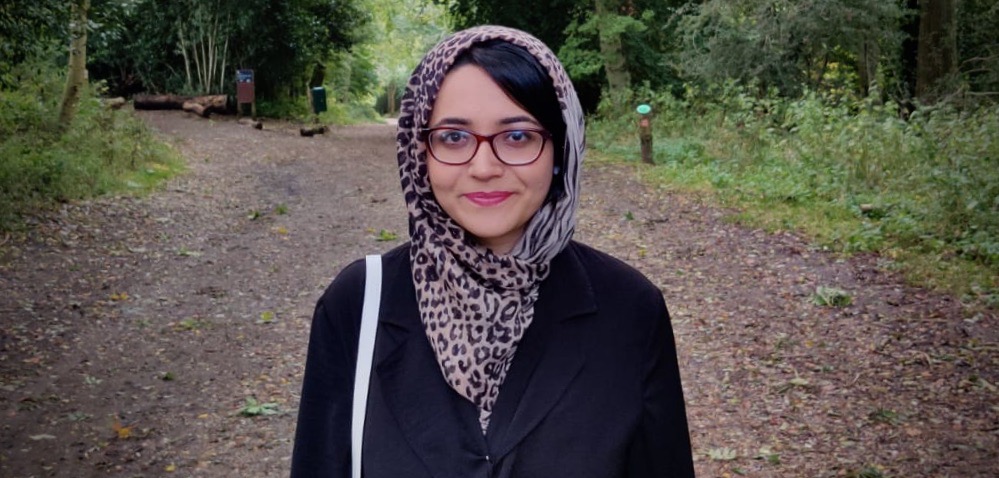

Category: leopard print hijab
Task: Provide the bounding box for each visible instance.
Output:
[396,26,584,432]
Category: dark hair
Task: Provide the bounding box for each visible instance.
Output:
[450,40,566,202]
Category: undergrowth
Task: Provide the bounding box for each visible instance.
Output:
[256,91,381,125]
[589,83,999,308]
[0,55,183,231]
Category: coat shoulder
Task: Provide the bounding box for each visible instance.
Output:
[566,241,661,296]
[318,243,410,308]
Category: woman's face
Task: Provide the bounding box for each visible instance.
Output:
[427,65,555,255]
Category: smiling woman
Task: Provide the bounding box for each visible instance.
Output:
[291,26,695,478]
[426,64,556,255]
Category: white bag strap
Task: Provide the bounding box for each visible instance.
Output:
[351,254,381,478]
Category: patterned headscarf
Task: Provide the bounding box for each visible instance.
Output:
[396,25,585,432]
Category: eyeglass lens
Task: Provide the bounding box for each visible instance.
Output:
[427,128,547,165]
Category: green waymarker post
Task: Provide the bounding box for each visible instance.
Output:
[637,104,653,165]
[310,87,327,116]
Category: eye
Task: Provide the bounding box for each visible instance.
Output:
[433,129,471,148]
[500,130,540,148]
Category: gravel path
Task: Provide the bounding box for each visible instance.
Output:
[1,111,995,477]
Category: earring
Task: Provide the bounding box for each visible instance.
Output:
[553,165,561,175]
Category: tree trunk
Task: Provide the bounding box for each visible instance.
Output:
[899,0,920,111]
[595,0,631,96]
[916,0,958,101]
[58,0,90,128]
[387,81,396,116]
[134,94,228,114]
[857,38,880,98]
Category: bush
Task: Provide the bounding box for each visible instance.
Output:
[0,54,182,230]
[589,83,999,303]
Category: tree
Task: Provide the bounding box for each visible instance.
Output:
[175,0,230,94]
[956,0,998,97]
[441,0,583,51]
[1,1,70,88]
[368,0,449,115]
[899,0,920,100]
[675,0,906,98]
[915,0,958,100]
[58,0,90,128]
[84,0,370,101]
[594,0,630,93]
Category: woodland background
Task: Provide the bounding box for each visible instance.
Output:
[1,0,997,313]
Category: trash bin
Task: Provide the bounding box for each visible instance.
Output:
[310,87,327,114]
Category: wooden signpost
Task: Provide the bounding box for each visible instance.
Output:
[236,69,255,119]
[637,104,653,165]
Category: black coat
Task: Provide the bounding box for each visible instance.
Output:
[291,241,695,477]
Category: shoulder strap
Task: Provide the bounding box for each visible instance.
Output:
[352,254,382,478]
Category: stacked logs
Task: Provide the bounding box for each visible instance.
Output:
[133,94,228,118]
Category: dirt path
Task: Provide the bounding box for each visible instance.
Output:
[1,111,995,477]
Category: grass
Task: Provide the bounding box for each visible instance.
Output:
[0,62,184,230]
[588,85,999,309]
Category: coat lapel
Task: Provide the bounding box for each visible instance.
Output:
[374,252,486,477]
[374,244,597,473]
[485,244,596,461]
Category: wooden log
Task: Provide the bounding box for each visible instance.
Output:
[299,125,327,137]
[134,94,227,115]
[196,95,227,114]
[182,101,209,117]
[104,97,126,110]
[238,118,263,130]
[134,94,186,110]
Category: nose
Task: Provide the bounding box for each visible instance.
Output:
[467,140,504,179]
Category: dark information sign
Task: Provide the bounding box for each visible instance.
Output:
[237,69,254,103]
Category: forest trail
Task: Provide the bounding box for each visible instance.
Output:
[1,111,995,477]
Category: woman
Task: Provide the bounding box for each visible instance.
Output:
[291,25,695,477]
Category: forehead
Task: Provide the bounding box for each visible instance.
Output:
[429,65,536,127]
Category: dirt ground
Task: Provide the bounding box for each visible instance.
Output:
[1,111,996,477]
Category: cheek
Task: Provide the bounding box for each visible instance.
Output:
[426,159,453,202]
[426,159,442,189]
[528,151,556,197]
[530,170,555,200]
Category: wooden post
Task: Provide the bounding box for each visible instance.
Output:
[237,69,255,119]
[637,104,654,165]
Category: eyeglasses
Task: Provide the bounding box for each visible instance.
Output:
[422,127,552,166]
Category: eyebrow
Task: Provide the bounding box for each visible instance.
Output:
[431,115,540,128]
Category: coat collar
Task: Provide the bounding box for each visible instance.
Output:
[374,243,596,473]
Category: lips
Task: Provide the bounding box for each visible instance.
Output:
[463,191,513,206]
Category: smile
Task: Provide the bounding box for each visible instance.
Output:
[463,191,513,206]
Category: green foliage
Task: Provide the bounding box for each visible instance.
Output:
[0,53,182,230]
[559,7,651,85]
[445,0,688,110]
[369,0,450,115]
[868,408,900,425]
[316,48,381,123]
[675,0,907,97]
[957,0,999,95]
[375,229,398,242]
[84,0,371,102]
[589,83,999,303]
[0,0,69,88]
[812,286,854,308]
[238,397,280,417]
[440,0,581,49]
